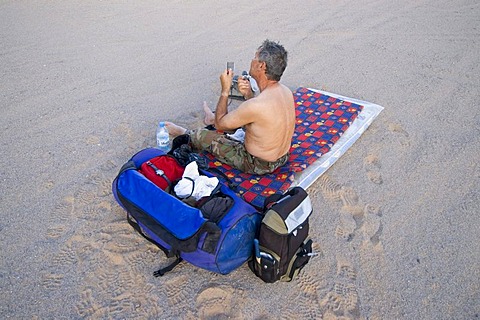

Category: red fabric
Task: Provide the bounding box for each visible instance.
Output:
[139,155,185,190]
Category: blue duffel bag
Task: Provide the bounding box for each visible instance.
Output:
[112,148,261,276]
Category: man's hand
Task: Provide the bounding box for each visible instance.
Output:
[237,77,254,100]
[220,69,233,96]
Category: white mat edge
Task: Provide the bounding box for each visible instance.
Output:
[293,88,384,190]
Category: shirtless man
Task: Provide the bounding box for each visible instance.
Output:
[167,40,295,175]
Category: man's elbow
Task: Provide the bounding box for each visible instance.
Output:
[214,120,230,131]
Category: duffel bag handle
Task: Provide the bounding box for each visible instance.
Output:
[262,187,304,212]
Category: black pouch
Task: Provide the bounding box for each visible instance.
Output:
[169,134,208,169]
[256,254,279,283]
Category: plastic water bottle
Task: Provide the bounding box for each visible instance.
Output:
[156,121,170,153]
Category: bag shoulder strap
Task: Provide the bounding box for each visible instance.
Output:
[263,186,308,211]
[153,257,183,277]
[146,160,172,188]
[262,193,284,212]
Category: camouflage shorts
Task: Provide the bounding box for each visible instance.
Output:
[189,128,289,175]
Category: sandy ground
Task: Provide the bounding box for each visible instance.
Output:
[1,0,479,319]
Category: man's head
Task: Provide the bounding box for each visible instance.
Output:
[253,40,288,81]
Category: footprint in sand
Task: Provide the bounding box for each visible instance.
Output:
[79,261,158,318]
[195,286,236,319]
[279,288,323,319]
[100,159,118,172]
[388,122,411,147]
[339,187,359,207]
[96,267,136,297]
[106,294,147,318]
[165,275,194,307]
[339,187,365,217]
[332,282,358,313]
[321,286,358,318]
[49,196,74,224]
[123,249,158,273]
[335,213,356,241]
[317,175,343,201]
[46,225,67,239]
[293,281,329,318]
[76,289,100,318]
[294,241,328,297]
[46,196,76,239]
[113,122,135,144]
[309,177,365,316]
[42,273,64,290]
[315,175,386,318]
[74,186,98,206]
[360,205,383,246]
[337,260,357,282]
[81,201,111,221]
[85,171,112,198]
[320,175,383,247]
[85,135,101,145]
[296,271,325,297]
[335,187,363,241]
[320,259,359,317]
[363,154,383,185]
[107,297,135,316]
[320,291,342,313]
[49,161,162,319]
[49,243,77,268]
[100,223,144,255]
[77,242,100,263]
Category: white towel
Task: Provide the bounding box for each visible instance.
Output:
[174,161,219,200]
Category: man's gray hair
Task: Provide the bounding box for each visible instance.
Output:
[257,39,288,81]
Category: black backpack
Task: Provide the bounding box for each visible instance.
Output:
[248,187,314,283]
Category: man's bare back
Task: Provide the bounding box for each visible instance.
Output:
[237,83,295,161]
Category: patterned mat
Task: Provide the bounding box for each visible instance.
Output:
[201,87,364,208]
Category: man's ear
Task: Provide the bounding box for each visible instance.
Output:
[259,61,267,73]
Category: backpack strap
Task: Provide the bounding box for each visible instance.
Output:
[263,187,307,212]
[262,193,284,212]
[153,256,183,277]
[152,221,221,277]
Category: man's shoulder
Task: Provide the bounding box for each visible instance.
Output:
[240,83,292,108]
[259,84,293,103]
